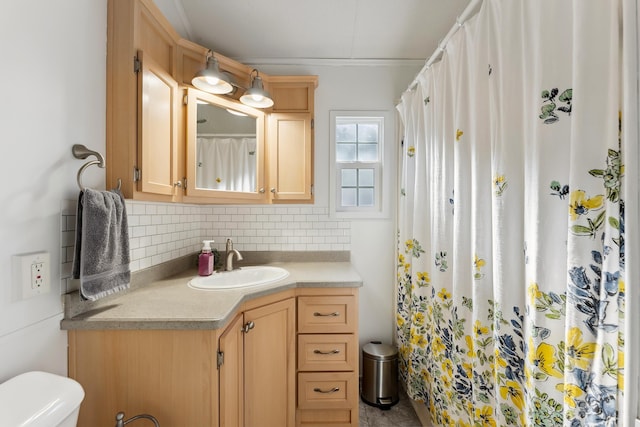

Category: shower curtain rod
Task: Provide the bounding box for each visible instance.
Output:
[405,0,482,92]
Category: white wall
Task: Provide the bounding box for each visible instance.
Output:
[257,62,419,347]
[0,0,107,381]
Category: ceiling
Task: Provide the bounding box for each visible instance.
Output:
[153,0,471,64]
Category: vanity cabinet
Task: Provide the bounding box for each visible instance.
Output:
[66,284,358,427]
[68,293,295,427]
[296,289,360,427]
[107,0,183,202]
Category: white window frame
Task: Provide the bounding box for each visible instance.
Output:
[330,110,392,219]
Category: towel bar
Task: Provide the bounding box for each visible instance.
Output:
[72,144,121,191]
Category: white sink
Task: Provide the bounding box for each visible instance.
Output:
[188,266,289,290]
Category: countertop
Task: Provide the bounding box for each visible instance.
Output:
[60,261,362,331]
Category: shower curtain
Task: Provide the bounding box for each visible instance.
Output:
[196,137,257,192]
[396,1,637,425]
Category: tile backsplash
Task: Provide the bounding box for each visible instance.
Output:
[61,200,351,293]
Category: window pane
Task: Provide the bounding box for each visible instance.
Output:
[359,188,375,206]
[358,143,378,161]
[341,169,357,186]
[358,169,375,186]
[336,144,356,161]
[336,123,356,142]
[358,123,378,142]
[341,188,357,206]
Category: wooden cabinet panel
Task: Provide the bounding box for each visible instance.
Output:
[298,296,357,334]
[138,51,179,196]
[177,39,207,86]
[298,334,357,372]
[137,2,176,74]
[219,313,244,427]
[268,113,313,202]
[68,329,217,427]
[244,298,296,427]
[268,77,317,112]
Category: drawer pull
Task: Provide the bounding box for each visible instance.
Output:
[313,311,340,317]
[313,387,340,394]
[313,349,340,355]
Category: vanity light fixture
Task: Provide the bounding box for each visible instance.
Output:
[239,69,274,109]
[192,52,233,95]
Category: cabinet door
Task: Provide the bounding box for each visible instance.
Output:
[244,298,296,427]
[219,313,244,427]
[138,51,179,196]
[268,113,313,202]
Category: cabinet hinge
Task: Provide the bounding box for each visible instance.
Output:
[133,167,141,182]
[311,184,314,195]
[183,177,188,191]
[133,56,141,73]
[217,351,224,369]
[311,118,314,129]
[183,94,188,105]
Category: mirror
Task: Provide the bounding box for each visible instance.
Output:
[186,88,266,200]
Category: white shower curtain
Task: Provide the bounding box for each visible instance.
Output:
[396,1,637,425]
[196,137,257,192]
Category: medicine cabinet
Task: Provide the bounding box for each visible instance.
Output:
[185,88,267,203]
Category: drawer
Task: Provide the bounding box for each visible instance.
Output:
[298,334,357,372]
[297,372,358,410]
[297,296,356,334]
[297,408,356,426]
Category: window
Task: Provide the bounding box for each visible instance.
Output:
[330,111,392,218]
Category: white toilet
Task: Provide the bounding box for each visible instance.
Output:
[0,371,84,427]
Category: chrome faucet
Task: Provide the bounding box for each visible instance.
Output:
[225,238,243,271]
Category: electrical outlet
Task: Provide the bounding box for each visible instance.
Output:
[12,252,50,299]
[31,262,44,289]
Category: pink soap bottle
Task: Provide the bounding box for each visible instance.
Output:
[198,240,215,276]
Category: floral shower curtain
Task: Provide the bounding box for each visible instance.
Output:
[396,1,637,426]
[196,137,257,192]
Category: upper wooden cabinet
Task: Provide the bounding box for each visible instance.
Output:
[107,0,182,202]
[137,51,179,197]
[269,78,317,113]
[268,113,313,202]
[106,0,317,203]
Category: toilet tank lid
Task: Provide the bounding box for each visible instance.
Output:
[0,371,84,427]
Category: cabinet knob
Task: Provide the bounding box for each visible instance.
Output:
[259,188,265,193]
[173,181,183,188]
[270,188,276,193]
[241,321,255,333]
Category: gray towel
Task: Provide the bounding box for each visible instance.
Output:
[72,188,130,300]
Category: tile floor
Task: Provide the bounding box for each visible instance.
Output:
[359,387,425,427]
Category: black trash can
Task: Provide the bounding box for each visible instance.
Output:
[361,342,399,409]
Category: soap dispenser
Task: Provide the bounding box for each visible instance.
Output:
[198,240,215,276]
